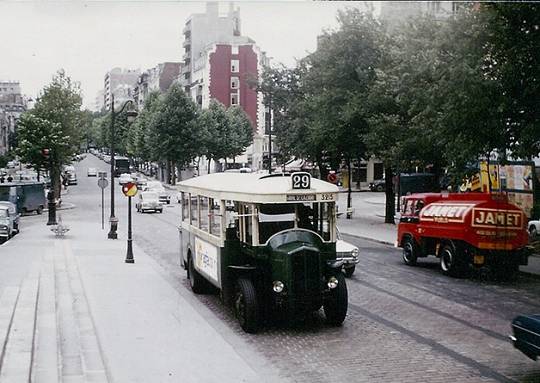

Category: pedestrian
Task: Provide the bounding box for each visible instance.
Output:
[62,174,69,190]
[6,175,13,183]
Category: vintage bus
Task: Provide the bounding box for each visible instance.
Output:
[178,172,348,333]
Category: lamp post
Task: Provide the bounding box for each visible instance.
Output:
[107,94,138,239]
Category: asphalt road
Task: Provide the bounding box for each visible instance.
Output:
[73,154,540,383]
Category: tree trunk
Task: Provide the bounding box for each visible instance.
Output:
[384,165,395,224]
[346,157,353,219]
[207,157,211,175]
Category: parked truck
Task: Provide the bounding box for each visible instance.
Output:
[397,192,530,279]
[0,182,46,215]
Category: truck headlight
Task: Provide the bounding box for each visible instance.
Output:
[272,281,284,293]
[352,248,359,257]
[327,276,339,289]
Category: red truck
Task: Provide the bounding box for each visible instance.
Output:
[397,192,530,278]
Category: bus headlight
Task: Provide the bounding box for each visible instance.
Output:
[327,276,339,289]
[272,281,285,293]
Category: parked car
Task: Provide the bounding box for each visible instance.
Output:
[0,201,19,234]
[529,220,540,239]
[135,191,163,213]
[336,228,360,277]
[369,179,385,192]
[87,167,97,177]
[103,155,111,164]
[144,181,170,204]
[67,172,77,185]
[510,314,540,361]
[118,173,133,185]
[0,206,15,243]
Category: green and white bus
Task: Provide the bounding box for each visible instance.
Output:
[178,172,347,333]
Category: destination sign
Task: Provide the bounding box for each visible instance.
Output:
[286,194,316,202]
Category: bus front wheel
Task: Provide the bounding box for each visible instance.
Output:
[234,278,260,333]
[324,273,348,326]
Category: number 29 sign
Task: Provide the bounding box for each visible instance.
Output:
[291,172,311,190]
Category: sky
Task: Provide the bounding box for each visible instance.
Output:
[0,1,380,110]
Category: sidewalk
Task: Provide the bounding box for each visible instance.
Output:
[337,195,540,277]
[0,217,281,382]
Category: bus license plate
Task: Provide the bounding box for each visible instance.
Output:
[286,194,316,202]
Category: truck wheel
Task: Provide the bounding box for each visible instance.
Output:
[324,273,348,326]
[343,265,356,278]
[188,255,206,294]
[234,278,260,333]
[35,206,43,215]
[402,237,418,266]
[440,243,463,277]
[376,184,384,192]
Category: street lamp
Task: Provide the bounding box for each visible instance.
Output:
[107,94,138,240]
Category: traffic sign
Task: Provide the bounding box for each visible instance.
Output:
[98,171,107,179]
[97,178,108,189]
[122,182,138,197]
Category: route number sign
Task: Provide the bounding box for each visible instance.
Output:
[122,182,138,197]
[291,172,311,190]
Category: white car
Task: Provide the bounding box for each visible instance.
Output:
[119,173,133,185]
[144,181,171,204]
[336,228,360,277]
[135,192,163,213]
[529,220,540,239]
[87,167,97,177]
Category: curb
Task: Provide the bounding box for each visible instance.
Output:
[44,203,76,212]
[339,230,395,247]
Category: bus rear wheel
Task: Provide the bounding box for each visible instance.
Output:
[188,255,206,294]
[324,273,348,326]
[234,278,260,333]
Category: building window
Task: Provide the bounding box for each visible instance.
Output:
[231,93,239,106]
[231,60,239,73]
[230,77,239,89]
[232,46,239,55]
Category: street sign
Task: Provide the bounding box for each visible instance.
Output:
[97,178,109,189]
[122,182,138,197]
[98,171,107,179]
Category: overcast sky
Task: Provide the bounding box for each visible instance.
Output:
[0,1,380,110]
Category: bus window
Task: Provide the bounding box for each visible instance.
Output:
[200,196,209,232]
[181,192,189,222]
[190,194,198,227]
[258,204,295,243]
[209,198,221,237]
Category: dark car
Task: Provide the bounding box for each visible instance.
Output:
[369,179,385,192]
[510,314,540,361]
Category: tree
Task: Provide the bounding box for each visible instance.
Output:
[485,3,540,159]
[15,114,71,183]
[151,83,202,183]
[31,70,84,197]
[225,106,254,162]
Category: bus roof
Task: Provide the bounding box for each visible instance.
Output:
[178,173,339,204]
